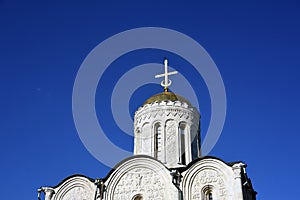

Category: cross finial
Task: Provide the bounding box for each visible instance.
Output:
[155,58,178,92]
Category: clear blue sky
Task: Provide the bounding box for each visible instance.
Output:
[1,0,299,199]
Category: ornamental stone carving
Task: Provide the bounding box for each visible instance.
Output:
[113,167,165,200]
[134,99,201,168]
[104,157,178,200]
[191,169,227,200]
[181,159,243,200]
[52,176,96,200]
[62,186,90,200]
[134,103,199,126]
[165,120,178,165]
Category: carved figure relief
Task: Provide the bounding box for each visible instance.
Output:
[113,167,165,200]
[191,169,227,200]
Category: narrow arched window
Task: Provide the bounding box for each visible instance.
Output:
[154,123,162,160]
[179,123,186,165]
[202,185,213,200]
[132,194,143,200]
[208,192,213,200]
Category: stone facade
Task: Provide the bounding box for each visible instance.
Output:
[39,156,256,200]
[134,99,200,168]
[39,92,256,200]
[39,175,96,200]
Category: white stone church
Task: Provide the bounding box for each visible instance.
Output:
[39,59,257,200]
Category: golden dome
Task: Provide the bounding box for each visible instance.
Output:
[143,91,192,106]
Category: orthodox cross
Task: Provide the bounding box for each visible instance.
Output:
[155,58,178,92]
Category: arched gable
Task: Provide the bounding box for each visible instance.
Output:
[182,158,236,200]
[53,175,96,200]
[104,156,178,200]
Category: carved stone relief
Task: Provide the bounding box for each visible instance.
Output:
[141,123,151,155]
[62,186,91,200]
[134,99,201,168]
[53,177,95,200]
[135,106,198,125]
[165,120,178,165]
[113,167,165,200]
[191,169,227,200]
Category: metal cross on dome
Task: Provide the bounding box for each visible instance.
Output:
[155,58,178,92]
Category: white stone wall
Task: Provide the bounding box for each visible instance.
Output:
[39,157,254,200]
[134,100,200,168]
[181,158,245,200]
[39,92,256,200]
[41,176,96,200]
[104,156,179,200]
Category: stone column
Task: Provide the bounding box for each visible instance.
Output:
[232,163,245,200]
[42,187,55,200]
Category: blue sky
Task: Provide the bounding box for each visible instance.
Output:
[1,0,299,199]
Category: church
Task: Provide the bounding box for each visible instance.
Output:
[38,59,257,200]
